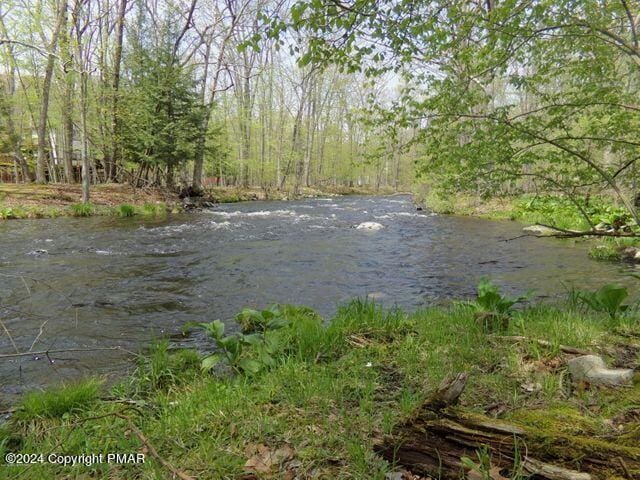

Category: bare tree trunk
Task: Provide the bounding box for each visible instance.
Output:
[73,0,90,203]
[36,0,67,183]
[108,0,127,182]
[60,0,75,183]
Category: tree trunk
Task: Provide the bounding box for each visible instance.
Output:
[60,1,75,183]
[36,0,67,183]
[74,0,90,203]
[108,0,127,182]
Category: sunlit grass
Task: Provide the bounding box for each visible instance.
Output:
[3,299,638,478]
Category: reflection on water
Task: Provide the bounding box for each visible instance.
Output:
[0,194,635,404]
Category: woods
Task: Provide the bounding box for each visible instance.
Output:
[0,0,412,197]
[279,0,640,231]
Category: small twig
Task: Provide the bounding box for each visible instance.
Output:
[115,413,195,480]
[29,319,48,352]
[0,346,138,359]
[496,335,594,355]
[617,456,633,479]
[0,318,19,354]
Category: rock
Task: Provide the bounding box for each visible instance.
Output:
[182,197,198,210]
[522,225,557,236]
[594,222,609,232]
[355,222,384,230]
[621,246,640,262]
[366,292,387,300]
[567,355,634,387]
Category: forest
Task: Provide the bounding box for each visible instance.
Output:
[1,0,640,226]
[0,0,416,203]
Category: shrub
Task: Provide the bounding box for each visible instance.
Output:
[141,202,167,216]
[115,203,136,217]
[70,203,94,217]
[0,207,17,219]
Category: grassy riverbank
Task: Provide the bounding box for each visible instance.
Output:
[0,183,395,220]
[421,190,640,261]
[2,292,639,479]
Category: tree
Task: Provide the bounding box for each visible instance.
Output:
[273,0,640,227]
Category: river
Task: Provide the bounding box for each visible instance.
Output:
[0,194,635,405]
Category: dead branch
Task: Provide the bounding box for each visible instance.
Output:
[115,413,195,480]
[376,373,638,479]
[0,346,138,360]
[495,335,594,355]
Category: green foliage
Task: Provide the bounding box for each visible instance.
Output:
[0,206,17,219]
[475,278,527,317]
[235,305,290,333]
[69,203,94,217]
[132,341,200,394]
[472,278,529,332]
[115,203,136,217]
[577,284,629,319]
[282,0,640,223]
[186,310,290,374]
[118,21,205,185]
[588,243,621,262]
[141,202,167,216]
[16,379,101,420]
[5,299,640,478]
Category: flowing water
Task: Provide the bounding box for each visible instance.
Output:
[0,194,636,405]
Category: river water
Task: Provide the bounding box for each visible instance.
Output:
[0,194,635,405]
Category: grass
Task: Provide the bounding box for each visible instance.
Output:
[2,296,639,479]
[0,183,391,220]
[114,203,136,217]
[70,202,95,217]
[15,379,102,421]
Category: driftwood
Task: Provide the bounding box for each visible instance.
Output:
[375,374,640,479]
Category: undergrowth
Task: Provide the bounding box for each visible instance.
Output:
[2,290,638,479]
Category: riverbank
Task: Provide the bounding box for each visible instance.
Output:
[0,183,395,220]
[420,190,640,262]
[2,290,639,479]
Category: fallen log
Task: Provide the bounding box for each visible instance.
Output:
[375,374,640,479]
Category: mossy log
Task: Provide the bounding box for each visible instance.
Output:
[375,374,640,479]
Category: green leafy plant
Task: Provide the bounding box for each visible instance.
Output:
[235,305,290,333]
[115,203,136,217]
[186,317,285,375]
[0,207,17,219]
[577,284,629,319]
[473,278,529,332]
[70,203,94,217]
[476,278,528,316]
